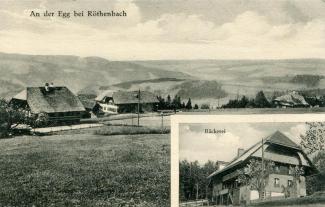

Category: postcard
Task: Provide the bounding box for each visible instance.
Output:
[1,0,325,206]
[172,114,325,206]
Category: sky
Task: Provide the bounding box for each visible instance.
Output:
[179,122,309,164]
[0,0,325,60]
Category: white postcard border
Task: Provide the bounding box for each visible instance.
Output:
[171,113,325,207]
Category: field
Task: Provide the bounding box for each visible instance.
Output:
[179,107,325,115]
[0,129,170,206]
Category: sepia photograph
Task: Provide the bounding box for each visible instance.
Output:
[1,0,325,206]
[173,115,325,206]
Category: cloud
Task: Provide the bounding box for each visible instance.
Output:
[179,130,242,163]
[179,122,309,164]
[0,1,325,59]
[284,123,307,145]
[179,123,267,163]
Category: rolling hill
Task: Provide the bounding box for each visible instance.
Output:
[0,52,192,99]
[79,78,228,103]
[1,52,325,106]
[134,59,325,99]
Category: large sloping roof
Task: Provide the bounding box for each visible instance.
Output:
[274,92,309,106]
[12,87,85,113]
[95,90,115,101]
[207,131,310,179]
[78,95,97,109]
[265,130,300,150]
[13,89,27,100]
[96,90,158,104]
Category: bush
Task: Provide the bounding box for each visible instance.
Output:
[200,104,210,109]
[248,193,325,206]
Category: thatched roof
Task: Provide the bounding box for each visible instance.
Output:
[208,131,314,179]
[96,90,158,104]
[274,92,309,106]
[12,87,85,113]
[78,95,97,109]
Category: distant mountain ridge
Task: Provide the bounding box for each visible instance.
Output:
[1,52,325,106]
[0,52,192,99]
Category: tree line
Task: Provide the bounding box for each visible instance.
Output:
[223,90,325,109]
[157,95,209,110]
[179,160,216,201]
[222,91,271,108]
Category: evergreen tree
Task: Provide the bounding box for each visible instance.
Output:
[254,91,270,108]
[194,104,199,109]
[239,96,249,108]
[157,96,166,110]
[181,102,186,109]
[172,95,182,109]
[166,95,172,109]
[186,98,192,109]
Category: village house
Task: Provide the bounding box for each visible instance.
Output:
[10,83,86,125]
[273,91,309,108]
[95,90,159,114]
[207,131,317,206]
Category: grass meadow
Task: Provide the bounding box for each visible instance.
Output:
[0,130,170,206]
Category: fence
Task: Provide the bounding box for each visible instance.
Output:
[179,199,209,207]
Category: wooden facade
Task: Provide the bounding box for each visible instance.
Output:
[95,90,158,114]
[208,131,317,206]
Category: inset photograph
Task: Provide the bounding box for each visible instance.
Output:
[175,115,325,207]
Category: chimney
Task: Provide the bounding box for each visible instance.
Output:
[45,83,50,92]
[237,148,245,157]
[216,160,229,170]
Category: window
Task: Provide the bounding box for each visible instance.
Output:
[288,180,293,187]
[274,166,280,173]
[274,178,280,187]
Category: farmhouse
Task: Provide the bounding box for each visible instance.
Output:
[273,91,309,108]
[95,90,158,114]
[207,131,317,206]
[10,84,86,125]
[77,94,98,118]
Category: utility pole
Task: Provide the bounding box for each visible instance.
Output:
[161,112,164,131]
[261,138,265,200]
[137,89,140,127]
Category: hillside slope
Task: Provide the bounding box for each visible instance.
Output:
[79,78,228,107]
[0,53,192,98]
[135,59,325,99]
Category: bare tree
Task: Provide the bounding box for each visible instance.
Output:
[237,158,275,199]
[289,165,304,197]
